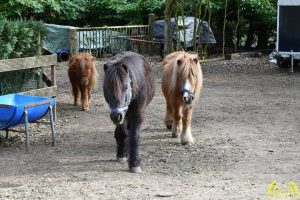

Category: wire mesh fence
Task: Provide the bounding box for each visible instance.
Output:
[75,25,155,57]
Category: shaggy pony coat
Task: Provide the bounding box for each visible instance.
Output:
[162,51,203,145]
[103,51,155,173]
[68,52,98,111]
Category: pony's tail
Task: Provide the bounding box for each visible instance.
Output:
[89,64,98,89]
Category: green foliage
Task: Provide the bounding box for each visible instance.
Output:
[0,0,164,26]
[84,0,164,26]
[0,0,86,24]
[0,20,46,59]
[0,0,277,51]
[207,0,276,49]
[0,20,46,95]
[241,0,276,24]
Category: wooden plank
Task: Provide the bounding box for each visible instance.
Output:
[0,55,57,73]
[22,86,57,98]
[42,73,52,87]
[51,65,56,86]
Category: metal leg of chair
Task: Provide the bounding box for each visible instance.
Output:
[5,129,9,140]
[24,110,30,153]
[49,105,56,146]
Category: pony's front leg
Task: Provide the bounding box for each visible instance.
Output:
[128,116,143,173]
[172,105,183,138]
[164,102,173,130]
[181,107,194,145]
[88,87,92,103]
[115,122,128,163]
[80,86,89,111]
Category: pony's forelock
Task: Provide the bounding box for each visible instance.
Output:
[69,52,98,89]
[165,52,203,102]
[104,64,129,103]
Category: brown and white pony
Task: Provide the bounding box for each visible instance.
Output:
[68,52,98,111]
[162,51,203,145]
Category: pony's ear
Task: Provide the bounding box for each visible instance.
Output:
[103,64,108,71]
[121,64,128,72]
[193,58,198,64]
[177,59,183,66]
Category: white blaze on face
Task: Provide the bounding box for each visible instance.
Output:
[183,79,192,98]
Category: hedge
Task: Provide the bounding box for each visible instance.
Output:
[0,20,46,95]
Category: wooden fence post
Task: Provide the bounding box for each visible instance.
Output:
[70,28,78,57]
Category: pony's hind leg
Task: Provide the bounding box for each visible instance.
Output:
[172,105,183,138]
[164,102,173,130]
[115,122,128,163]
[72,83,80,106]
[181,107,194,145]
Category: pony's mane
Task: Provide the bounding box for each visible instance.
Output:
[164,51,203,102]
[104,52,143,102]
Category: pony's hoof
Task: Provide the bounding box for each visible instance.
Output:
[181,138,194,145]
[117,157,127,163]
[172,133,180,138]
[82,107,89,111]
[181,141,193,146]
[166,124,172,130]
[130,166,142,173]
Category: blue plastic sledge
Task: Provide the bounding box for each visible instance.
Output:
[0,94,56,152]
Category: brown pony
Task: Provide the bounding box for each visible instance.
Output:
[162,51,203,145]
[68,52,98,111]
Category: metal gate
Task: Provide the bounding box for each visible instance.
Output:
[71,25,150,57]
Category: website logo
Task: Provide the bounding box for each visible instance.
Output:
[265,180,300,199]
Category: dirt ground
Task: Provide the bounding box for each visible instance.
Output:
[0,54,299,200]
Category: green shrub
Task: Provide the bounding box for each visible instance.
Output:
[0,20,46,95]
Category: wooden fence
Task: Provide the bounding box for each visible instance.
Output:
[0,55,57,97]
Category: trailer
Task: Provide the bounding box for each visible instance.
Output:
[274,0,300,72]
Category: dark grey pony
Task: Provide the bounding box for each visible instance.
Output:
[103,51,155,173]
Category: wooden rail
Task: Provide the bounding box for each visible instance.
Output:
[0,55,56,73]
[0,55,57,98]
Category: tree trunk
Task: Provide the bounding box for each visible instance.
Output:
[233,0,240,53]
[245,20,255,49]
[164,0,176,56]
[222,0,228,56]
[257,25,269,49]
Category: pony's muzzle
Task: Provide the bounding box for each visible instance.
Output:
[183,94,194,105]
[81,77,89,85]
[110,112,125,125]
